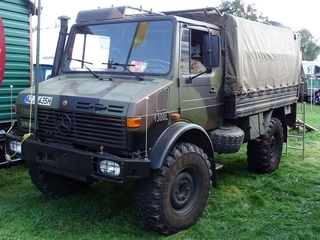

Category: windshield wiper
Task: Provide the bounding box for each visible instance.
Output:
[103,62,143,80]
[69,58,100,79]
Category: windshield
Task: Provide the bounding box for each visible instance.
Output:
[62,20,173,75]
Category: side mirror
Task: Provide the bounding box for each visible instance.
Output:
[203,34,220,68]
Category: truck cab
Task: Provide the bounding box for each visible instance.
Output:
[14,6,222,179]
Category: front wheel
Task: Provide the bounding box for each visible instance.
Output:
[134,142,211,235]
[247,117,284,173]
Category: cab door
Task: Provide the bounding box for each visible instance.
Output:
[178,26,224,130]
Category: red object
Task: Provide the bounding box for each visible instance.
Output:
[0,16,5,86]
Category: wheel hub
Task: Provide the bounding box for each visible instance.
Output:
[170,168,201,215]
[175,179,190,201]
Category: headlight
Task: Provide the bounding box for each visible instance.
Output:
[9,140,22,154]
[99,160,120,177]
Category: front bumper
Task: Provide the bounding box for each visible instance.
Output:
[9,133,150,184]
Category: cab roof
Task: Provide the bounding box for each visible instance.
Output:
[76,6,164,23]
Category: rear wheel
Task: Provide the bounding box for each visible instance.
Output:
[29,162,90,198]
[247,117,283,173]
[134,142,211,235]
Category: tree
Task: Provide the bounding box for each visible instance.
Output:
[299,28,320,61]
[219,0,268,22]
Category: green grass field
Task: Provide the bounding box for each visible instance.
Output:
[1,103,320,240]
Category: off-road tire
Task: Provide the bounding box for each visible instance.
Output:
[134,142,211,235]
[247,117,283,173]
[29,162,90,198]
[211,126,244,153]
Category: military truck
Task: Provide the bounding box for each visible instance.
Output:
[7,6,304,234]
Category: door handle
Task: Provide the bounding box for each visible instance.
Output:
[209,88,216,93]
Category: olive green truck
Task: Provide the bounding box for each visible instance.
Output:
[7,6,304,234]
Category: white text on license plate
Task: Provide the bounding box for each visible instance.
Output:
[24,95,53,106]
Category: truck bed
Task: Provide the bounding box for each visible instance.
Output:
[224,86,298,119]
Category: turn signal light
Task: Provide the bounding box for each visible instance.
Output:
[171,113,181,120]
[126,118,142,128]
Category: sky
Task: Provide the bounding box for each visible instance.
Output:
[32,0,320,39]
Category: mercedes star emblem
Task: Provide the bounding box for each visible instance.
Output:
[55,113,73,135]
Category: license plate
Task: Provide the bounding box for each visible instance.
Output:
[24,95,53,106]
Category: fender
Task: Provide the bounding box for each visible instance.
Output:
[149,120,216,185]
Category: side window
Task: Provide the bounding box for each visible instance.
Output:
[180,28,190,74]
[180,28,207,75]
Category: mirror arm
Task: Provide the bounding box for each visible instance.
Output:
[186,68,211,84]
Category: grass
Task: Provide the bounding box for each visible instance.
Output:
[1,103,320,240]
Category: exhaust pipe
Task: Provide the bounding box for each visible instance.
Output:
[51,15,70,77]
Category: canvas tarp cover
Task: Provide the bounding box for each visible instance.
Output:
[167,11,303,95]
[221,14,302,95]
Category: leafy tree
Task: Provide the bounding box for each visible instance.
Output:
[219,0,268,22]
[299,28,320,61]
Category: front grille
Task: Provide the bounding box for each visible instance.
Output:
[19,108,127,150]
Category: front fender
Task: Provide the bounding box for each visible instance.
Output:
[149,121,214,169]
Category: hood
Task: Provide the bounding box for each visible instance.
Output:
[17,75,172,116]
